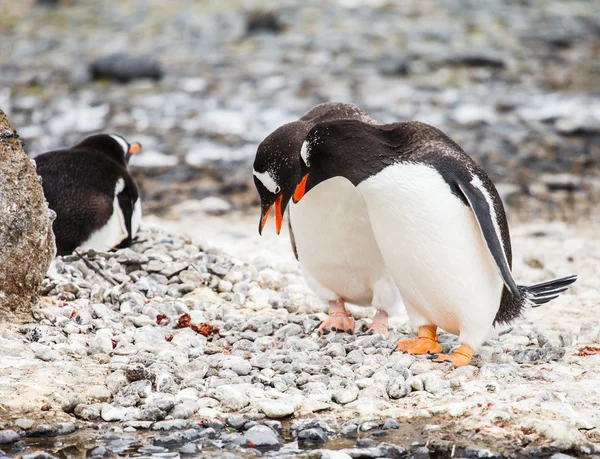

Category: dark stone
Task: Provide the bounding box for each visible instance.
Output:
[382,419,400,430]
[26,424,58,437]
[440,51,506,69]
[297,428,328,444]
[181,429,204,443]
[89,53,163,83]
[378,53,410,76]
[356,438,380,448]
[291,419,334,433]
[125,363,154,382]
[246,10,283,35]
[153,433,185,447]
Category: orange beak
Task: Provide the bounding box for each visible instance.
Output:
[258,194,284,235]
[259,205,272,235]
[293,174,309,203]
[128,142,141,155]
[274,194,283,235]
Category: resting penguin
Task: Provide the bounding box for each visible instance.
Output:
[253,102,404,337]
[293,119,577,366]
[34,134,142,256]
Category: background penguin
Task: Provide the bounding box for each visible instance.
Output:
[294,118,577,366]
[253,102,404,337]
[34,134,142,256]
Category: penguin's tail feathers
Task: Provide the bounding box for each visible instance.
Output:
[519,274,578,307]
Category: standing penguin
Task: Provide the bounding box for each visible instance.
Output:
[293,119,577,366]
[34,134,142,256]
[254,103,404,337]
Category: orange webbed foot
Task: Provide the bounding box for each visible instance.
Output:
[395,325,440,354]
[406,339,443,355]
[395,338,418,352]
[429,344,473,367]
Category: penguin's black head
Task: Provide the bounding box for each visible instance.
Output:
[76,134,141,166]
[253,122,307,235]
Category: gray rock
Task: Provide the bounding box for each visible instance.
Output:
[255,398,295,418]
[333,384,359,404]
[89,53,163,82]
[14,419,35,430]
[179,443,198,454]
[74,403,102,420]
[347,349,365,365]
[0,109,55,315]
[22,453,59,459]
[152,420,190,431]
[383,419,400,430]
[378,53,410,76]
[387,380,412,399]
[341,424,358,437]
[211,385,250,411]
[30,343,61,361]
[243,424,280,447]
[0,430,19,444]
[511,347,566,363]
[297,428,328,443]
[101,404,130,422]
[274,323,303,339]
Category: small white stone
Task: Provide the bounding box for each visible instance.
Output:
[30,343,61,361]
[255,398,295,418]
[101,404,129,422]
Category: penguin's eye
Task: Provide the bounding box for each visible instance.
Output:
[274,185,281,194]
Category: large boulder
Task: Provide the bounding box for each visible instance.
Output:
[0,109,55,316]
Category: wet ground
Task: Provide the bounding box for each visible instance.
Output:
[3,419,594,459]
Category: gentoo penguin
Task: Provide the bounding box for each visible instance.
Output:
[294,119,577,366]
[34,134,142,256]
[253,102,404,337]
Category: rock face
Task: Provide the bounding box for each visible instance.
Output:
[0,109,55,316]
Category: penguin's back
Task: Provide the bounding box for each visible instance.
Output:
[35,148,138,255]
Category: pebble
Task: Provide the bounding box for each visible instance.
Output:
[298,428,328,444]
[0,430,19,444]
[243,424,280,447]
[255,398,295,418]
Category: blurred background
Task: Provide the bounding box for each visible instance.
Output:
[1,0,599,227]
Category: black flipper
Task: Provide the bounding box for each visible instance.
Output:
[520,275,578,307]
[457,181,521,298]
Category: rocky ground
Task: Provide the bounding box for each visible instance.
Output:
[0,210,599,458]
[1,0,600,457]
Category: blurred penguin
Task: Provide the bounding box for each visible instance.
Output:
[34,134,142,256]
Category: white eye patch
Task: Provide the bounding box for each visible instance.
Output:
[253,169,280,194]
[109,134,129,155]
[300,140,310,166]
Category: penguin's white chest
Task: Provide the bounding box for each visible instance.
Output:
[290,176,399,310]
[358,163,503,337]
[80,179,131,252]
